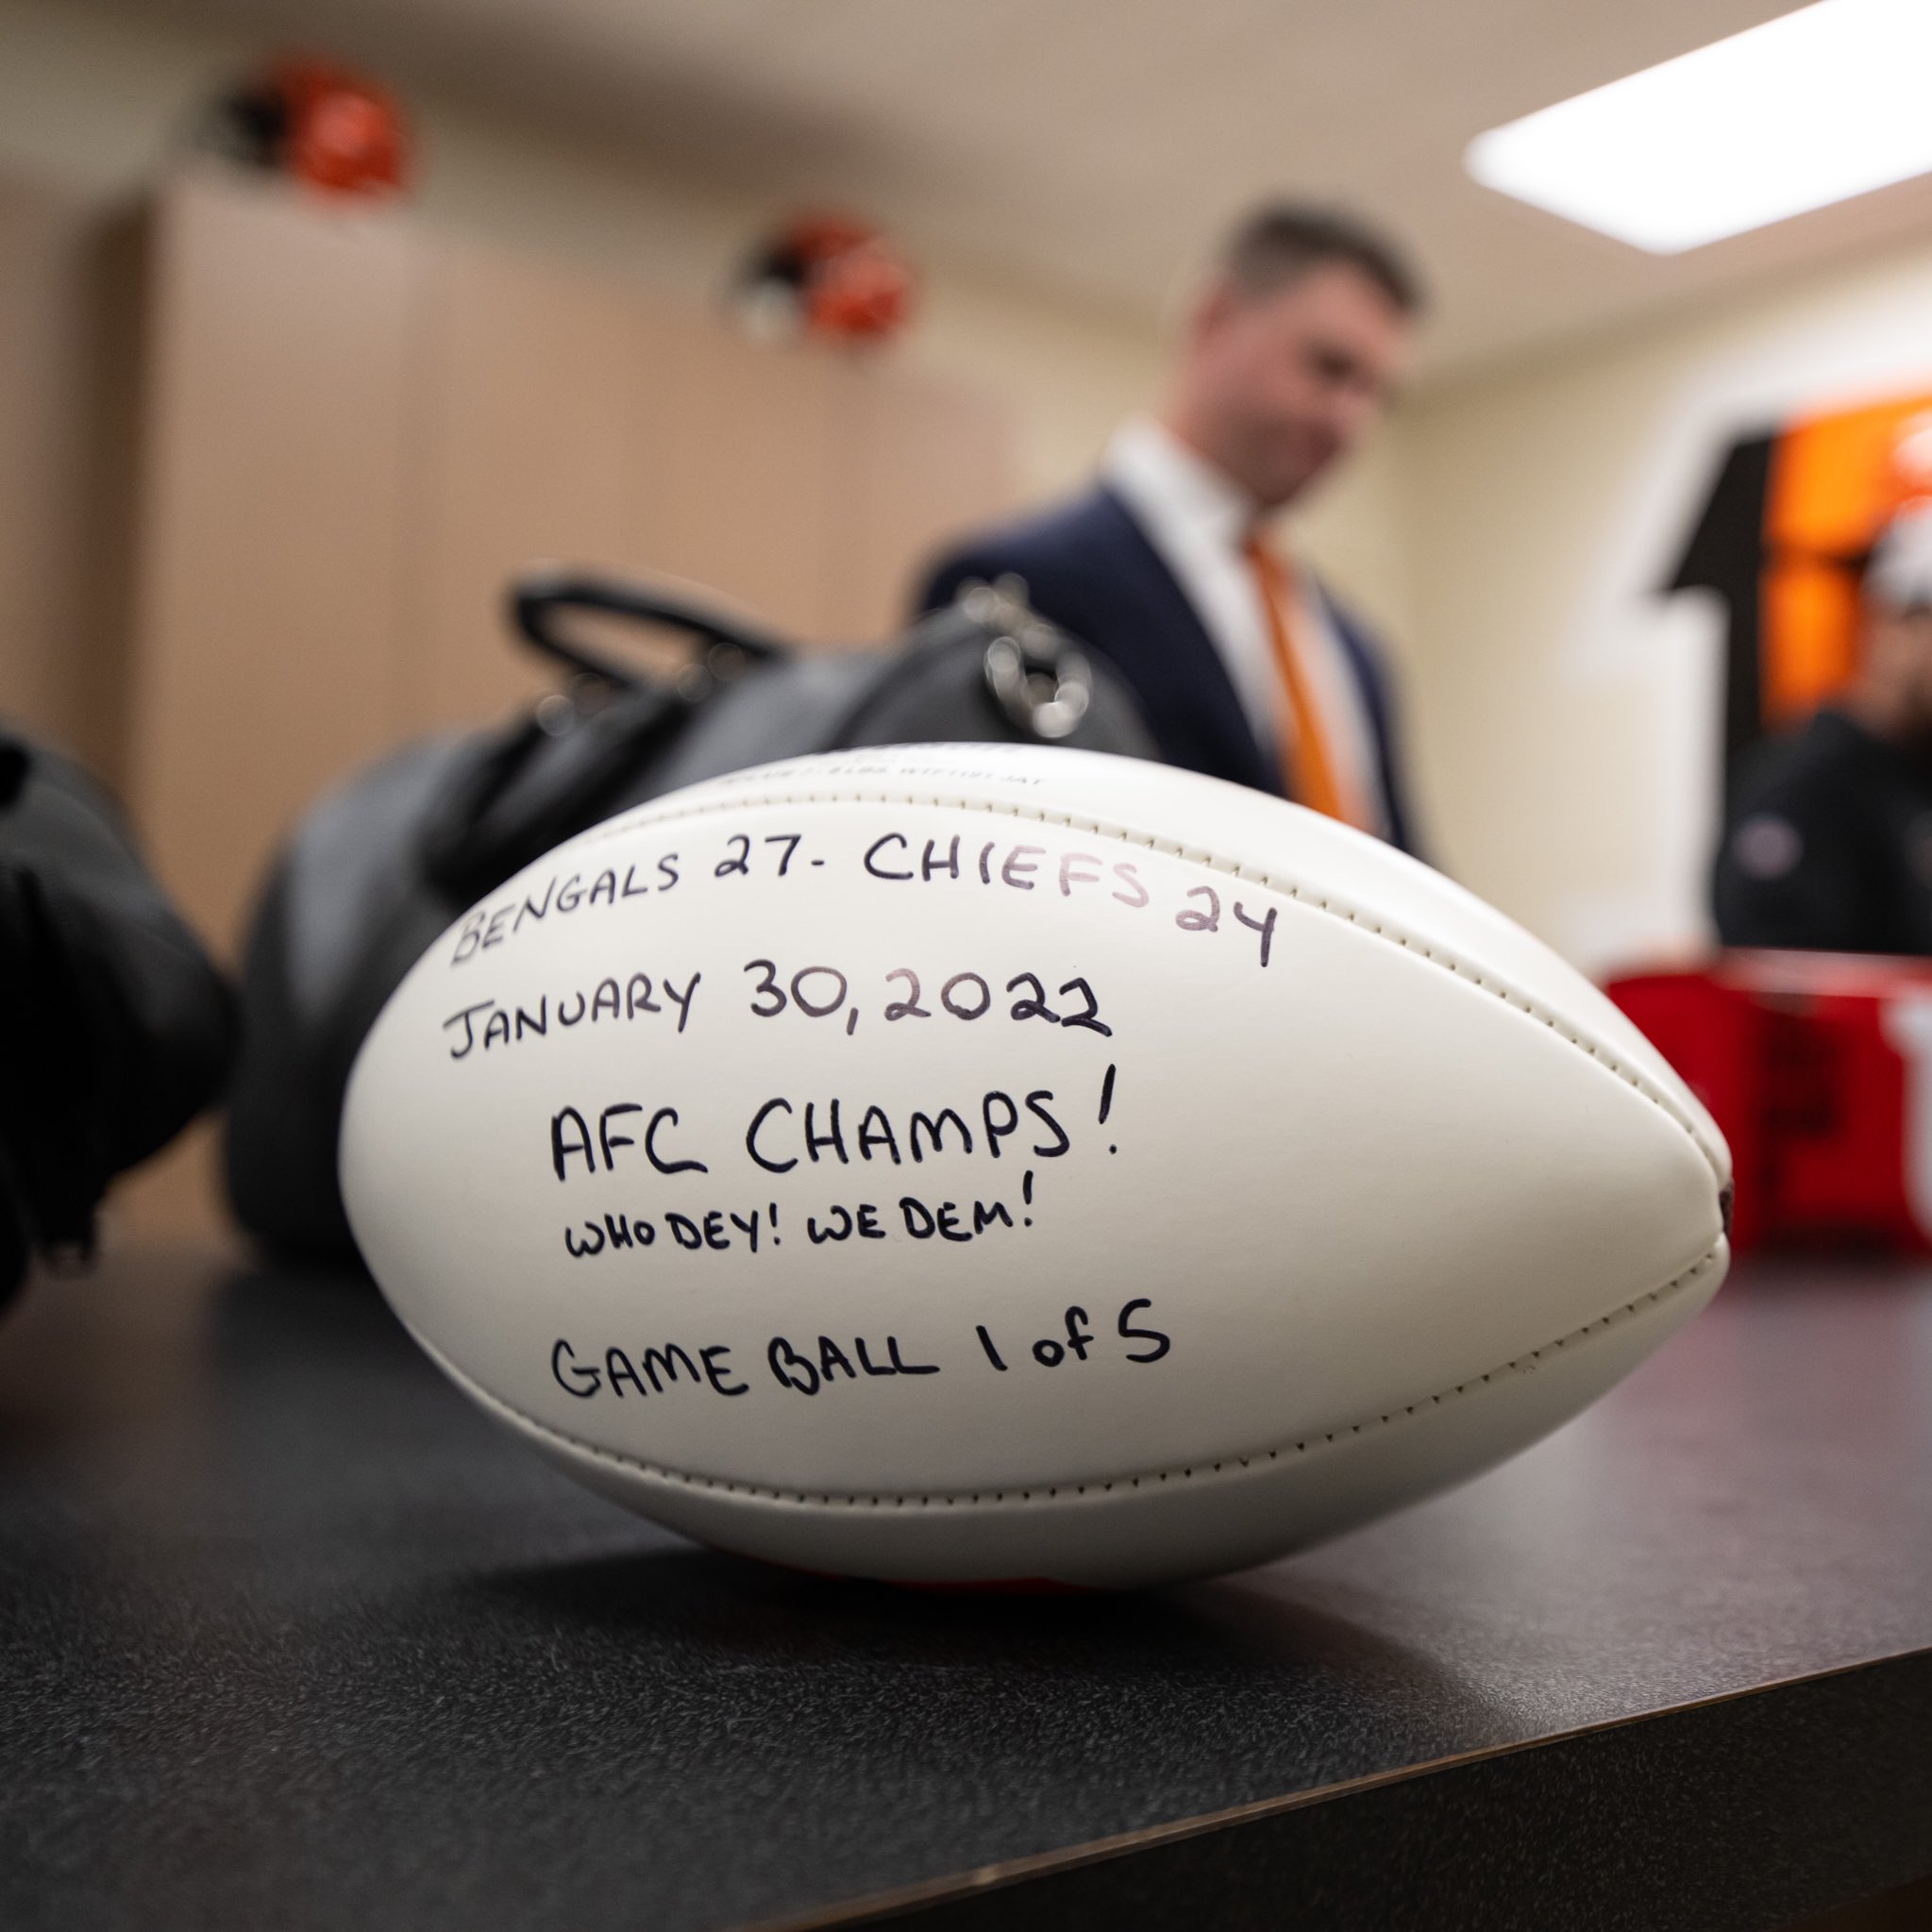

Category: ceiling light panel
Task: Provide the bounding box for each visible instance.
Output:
[1466,0,1932,253]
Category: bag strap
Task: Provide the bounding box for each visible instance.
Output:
[418,573,801,901]
[510,569,793,693]
[423,570,1100,903]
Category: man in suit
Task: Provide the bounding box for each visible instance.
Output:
[916,204,1423,850]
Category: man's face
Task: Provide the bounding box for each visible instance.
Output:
[1867,604,1932,734]
[1174,261,1412,511]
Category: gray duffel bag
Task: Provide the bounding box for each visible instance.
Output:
[227,567,1155,1260]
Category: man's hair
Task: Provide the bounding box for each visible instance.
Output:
[1218,203,1424,316]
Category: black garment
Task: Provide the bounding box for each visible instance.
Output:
[1712,707,1932,954]
[914,484,1422,854]
[0,729,235,1302]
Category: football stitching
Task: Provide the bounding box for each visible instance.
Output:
[438,1245,1722,1513]
[581,781,1708,1154]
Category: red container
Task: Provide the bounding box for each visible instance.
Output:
[1604,952,1932,1252]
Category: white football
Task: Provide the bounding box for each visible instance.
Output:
[341,744,1729,1588]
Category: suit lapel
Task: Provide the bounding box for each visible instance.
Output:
[1090,486,1282,795]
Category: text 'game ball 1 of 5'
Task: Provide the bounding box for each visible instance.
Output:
[340,746,1731,1589]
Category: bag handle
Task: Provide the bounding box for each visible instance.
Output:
[508,569,794,691]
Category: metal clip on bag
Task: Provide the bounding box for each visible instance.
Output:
[227,570,1155,1259]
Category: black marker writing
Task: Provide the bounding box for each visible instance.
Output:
[551,1336,746,1399]
[551,1102,708,1180]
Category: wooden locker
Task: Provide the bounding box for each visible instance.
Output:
[0,177,142,781]
[102,171,1017,1241]
[125,173,422,958]
[402,235,645,729]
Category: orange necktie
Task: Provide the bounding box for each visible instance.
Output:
[1243,533,1350,823]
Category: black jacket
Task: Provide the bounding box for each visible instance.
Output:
[915,483,1421,853]
[1713,707,1932,954]
[0,730,234,1298]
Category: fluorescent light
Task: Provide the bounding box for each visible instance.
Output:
[1466,0,1932,253]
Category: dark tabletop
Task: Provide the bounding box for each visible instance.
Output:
[3,1245,1930,1932]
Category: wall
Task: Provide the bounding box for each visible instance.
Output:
[1397,238,1932,974]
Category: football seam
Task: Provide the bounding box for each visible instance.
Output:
[580,781,1709,1159]
[428,1244,1723,1513]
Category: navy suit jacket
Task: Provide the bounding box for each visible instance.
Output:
[915,483,1420,855]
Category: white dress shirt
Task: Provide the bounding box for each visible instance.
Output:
[1101,418,1386,832]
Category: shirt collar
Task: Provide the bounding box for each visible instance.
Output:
[1103,418,1259,550]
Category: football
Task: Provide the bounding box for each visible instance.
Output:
[341,744,1730,1588]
